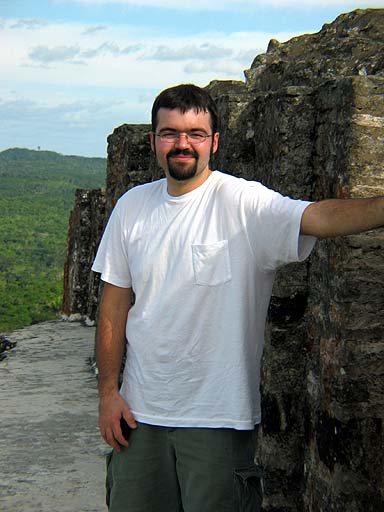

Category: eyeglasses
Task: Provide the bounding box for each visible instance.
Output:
[155,131,213,144]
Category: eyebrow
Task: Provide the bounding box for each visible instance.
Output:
[157,127,208,134]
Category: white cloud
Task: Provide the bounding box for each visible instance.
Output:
[29,45,82,64]
[186,59,248,77]
[81,25,107,35]
[27,41,146,66]
[3,15,285,88]
[10,19,49,30]
[24,36,265,69]
[80,42,117,59]
[146,43,230,62]
[61,0,384,11]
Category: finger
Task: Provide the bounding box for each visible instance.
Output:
[124,412,138,430]
[113,423,129,448]
[104,426,123,452]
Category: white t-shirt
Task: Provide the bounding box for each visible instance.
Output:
[92,171,316,429]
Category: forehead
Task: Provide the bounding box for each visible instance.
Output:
[156,107,212,131]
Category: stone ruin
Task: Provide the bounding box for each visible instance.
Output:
[63,9,384,511]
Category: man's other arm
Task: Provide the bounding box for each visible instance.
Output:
[96,282,137,451]
[301,197,384,237]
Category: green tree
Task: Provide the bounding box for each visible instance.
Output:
[0,148,106,332]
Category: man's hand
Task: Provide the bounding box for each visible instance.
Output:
[99,390,137,451]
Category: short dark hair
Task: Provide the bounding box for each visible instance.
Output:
[151,84,218,134]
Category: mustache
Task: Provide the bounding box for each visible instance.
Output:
[167,148,198,158]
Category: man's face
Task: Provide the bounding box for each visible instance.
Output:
[150,108,219,184]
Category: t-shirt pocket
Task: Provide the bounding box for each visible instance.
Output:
[192,240,231,286]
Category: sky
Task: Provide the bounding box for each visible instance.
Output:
[1,1,383,157]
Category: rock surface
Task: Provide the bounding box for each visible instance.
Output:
[62,9,384,511]
[0,320,108,512]
[0,333,16,360]
[63,189,106,323]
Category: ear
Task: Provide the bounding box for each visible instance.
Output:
[211,132,220,155]
[149,131,155,153]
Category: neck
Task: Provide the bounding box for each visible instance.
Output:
[166,168,212,197]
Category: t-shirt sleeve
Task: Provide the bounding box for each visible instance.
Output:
[91,200,132,288]
[239,181,316,271]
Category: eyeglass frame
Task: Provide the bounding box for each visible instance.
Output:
[153,130,213,144]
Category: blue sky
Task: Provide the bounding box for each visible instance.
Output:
[1,1,382,157]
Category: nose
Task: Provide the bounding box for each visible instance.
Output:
[175,133,191,149]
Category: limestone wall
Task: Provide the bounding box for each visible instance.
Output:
[63,9,384,511]
[63,189,105,321]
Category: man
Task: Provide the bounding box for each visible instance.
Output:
[92,84,384,512]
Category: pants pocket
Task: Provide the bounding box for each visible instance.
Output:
[233,464,263,512]
[106,451,113,508]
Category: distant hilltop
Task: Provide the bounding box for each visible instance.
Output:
[0,147,106,167]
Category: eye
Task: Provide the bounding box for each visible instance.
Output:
[159,131,178,141]
[188,132,207,142]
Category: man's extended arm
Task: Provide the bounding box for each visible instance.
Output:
[301,197,384,237]
[96,282,137,451]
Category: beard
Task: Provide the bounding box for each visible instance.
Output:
[166,148,199,181]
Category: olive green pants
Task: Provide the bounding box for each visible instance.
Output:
[106,422,262,512]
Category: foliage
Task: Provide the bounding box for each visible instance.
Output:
[0,148,106,332]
